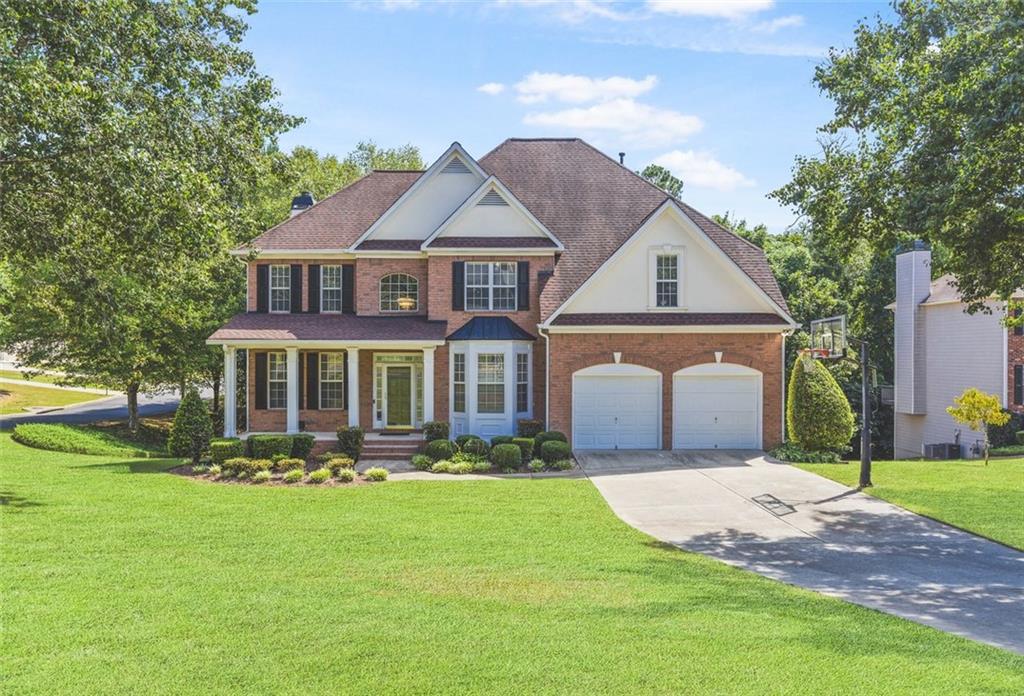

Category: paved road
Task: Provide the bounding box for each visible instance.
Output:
[0,391,184,430]
[575,450,1024,655]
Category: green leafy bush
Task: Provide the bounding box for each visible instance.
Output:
[335,468,355,483]
[528,458,545,473]
[270,453,287,464]
[191,465,210,475]
[364,467,389,482]
[490,435,514,447]
[168,388,213,463]
[423,421,450,441]
[411,454,433,471]
[769,443,841,464]
[1017,431,1024,446]
[222,457,250,475]
[209,438,245,465]
[455,434,481,449]
[491,443,521,470]
[248,434,293,460]
[991,444,1024,457]
[460,437,489,457]
[308,467,331,484]
[548,459,574,471]
[336,425,365,461]
[451,451,484,464]
[511,437,534,463]
[472,460,491,473]
[535,431,567,450]
[326,457,355,474]
[246,459,273,475]
[448,461,474,475]
[283,469,303,484]
[274,457,306,472]
[517,419,543,438]
[208,465,222,477]
[252,470,271,484]
[986,410,1024,447]
[431,460,452,473]
[540,440,571,463]
[290,433,316,460]
[11,423,157,458]
[315,452,344,464]
[787,354,855,452]
[424,439,454,461]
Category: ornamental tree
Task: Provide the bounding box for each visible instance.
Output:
[168,389,213,464]
[787,353,855,453]
[946,388,1010,465]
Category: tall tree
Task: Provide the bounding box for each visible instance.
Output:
[638,164,683,197]
[771,0,1024,312]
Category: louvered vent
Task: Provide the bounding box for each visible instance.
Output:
[441,157,471,174]
[477,190,508,206]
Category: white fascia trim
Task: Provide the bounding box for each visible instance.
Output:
[543,324,792,334]
[232,248,356,260]
[349,142,487,250]
[540,199,796,329]
[420,176,565,251]
[207,339,446,349]
[424,249,557,257]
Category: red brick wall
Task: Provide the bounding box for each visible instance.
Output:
[246,349,351,433]
[546,332,785,450]
[1010,329,1024,414]
[354,257,429,316]
[246,260,354,313]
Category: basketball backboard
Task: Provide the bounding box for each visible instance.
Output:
[809,315,847,359]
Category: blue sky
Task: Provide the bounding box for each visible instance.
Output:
[244,1,893,232]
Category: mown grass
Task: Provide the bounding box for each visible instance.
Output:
[0,369,108,390]
[0,381,107,415]
[2,435,1022,694]
[11,423,165,458]
[799,458,1024,550]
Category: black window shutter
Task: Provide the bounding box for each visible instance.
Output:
[1014,308,1022,337]
[342,265,355,314]
[343,351,350,410]
[306,352,319,410]
[452,261,465,311]
[290,264,303,313]
[517,261,530,311]
[308,265,320,314]
[256,266,269,313]
[254,352,268,410]
[1015,365,1023,406]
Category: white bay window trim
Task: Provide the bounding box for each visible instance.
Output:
[648,245,685,310]
[449,341,532,439]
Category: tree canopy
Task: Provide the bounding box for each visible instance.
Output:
[638,164,683,197]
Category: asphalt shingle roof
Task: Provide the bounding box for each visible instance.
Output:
[208,313,447,342]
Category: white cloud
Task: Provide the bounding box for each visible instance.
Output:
[652,150,755,191]
[525,99,703,148]
[497,0,629,23]
[752,14,804,33]
[477,82,507,95]
[380,0,421,10]
[514,72,657,104]
[646,0,773,20]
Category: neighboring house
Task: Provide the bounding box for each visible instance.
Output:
[891,242,1024,458]
[207,138,796,451]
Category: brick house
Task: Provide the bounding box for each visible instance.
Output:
[208,138,796,451]
[891,242,1024,458]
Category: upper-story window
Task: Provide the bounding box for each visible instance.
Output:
[321,266,343,312]
[466,262,516,312]
[648,247,683,309]
[270,265,291,313]
[380,273,418,312]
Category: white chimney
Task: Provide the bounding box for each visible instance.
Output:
[290,191,315,217]
[894,241,931,414]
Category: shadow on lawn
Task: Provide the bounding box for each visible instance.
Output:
[0,489,44,511]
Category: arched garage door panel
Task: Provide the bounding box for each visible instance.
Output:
[673,365,761,449]
[573,365,660,450]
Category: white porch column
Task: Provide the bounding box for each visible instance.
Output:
[285,347,299,434]
[422,347,435,424]
[347,348,360,427]
[223,346,237,438]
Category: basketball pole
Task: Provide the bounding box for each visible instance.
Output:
[858,338,872,488]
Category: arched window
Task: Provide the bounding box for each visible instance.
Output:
[379,273,419,312]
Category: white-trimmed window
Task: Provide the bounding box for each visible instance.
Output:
[268,352,287,409]
[477,354,505,414]
[648,247,683,309]
[270,265,291,313]
[466,262,517,312]
[453,352,466,413]
[379,273,418,312]
[516,352,530,413]
[321,266,342,312]
[320,353,345,409]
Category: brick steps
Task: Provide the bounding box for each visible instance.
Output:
[360,437,424,461]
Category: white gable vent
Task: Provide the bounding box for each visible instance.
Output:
[441,157,471,174]
[477,189,508,206]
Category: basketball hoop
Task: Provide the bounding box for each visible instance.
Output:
[798,348,830,372]
[809,315,847,360]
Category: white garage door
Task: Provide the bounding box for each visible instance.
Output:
[573,366,660,450]
[673,370,760,450]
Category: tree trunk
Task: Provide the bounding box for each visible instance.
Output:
[127,382,140,435]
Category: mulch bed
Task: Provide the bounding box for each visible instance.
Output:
[169,465,375,487]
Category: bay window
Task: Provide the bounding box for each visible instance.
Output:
[477,354,505,413]
[466,262,517,311]
[516,352,530,413]
[453,353,466,413]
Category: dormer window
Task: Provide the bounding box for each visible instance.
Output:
[380,273,419,312]
[649,247,684,309]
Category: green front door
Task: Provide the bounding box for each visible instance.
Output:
[386,366,412,427]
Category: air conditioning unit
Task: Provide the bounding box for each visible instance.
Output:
[924,443,961,460]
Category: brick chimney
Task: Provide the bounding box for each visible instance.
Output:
[894,241,931,414]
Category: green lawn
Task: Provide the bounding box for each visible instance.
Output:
[3,436,1022,694]
[799,459,1024,550]
[0,380,108,415]
[0,369,108,389]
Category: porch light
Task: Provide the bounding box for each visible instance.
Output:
[397,296,416,311]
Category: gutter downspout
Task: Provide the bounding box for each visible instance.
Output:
[781,328,794,443]
[539,326,551,429]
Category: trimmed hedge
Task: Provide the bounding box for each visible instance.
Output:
[1017,431,1024,446]
[248,434,293,460]
[517,419,544,438]
[290,433,316,460]
[540,440,571,463]
[987,410,1024,447]
[424,439,454,461]
[787,354,855,452]
[460,438,490,457]
[511,437,534,463]
[455,434,481,449]
[491,443,521,470]
[423,421,450,442]
[167,388,213,463]
[490,435,515,447]
[336,425,365,461]
[411,454,433,471]
[535,431,567,449]
[274,457,306,472]
[209,438,245,465]
[325,457,355,474]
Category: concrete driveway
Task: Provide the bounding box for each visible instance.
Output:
[576,450,1024,654]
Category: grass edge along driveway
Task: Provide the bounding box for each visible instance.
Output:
[799,458,1024,550]
[3,435,1023,694]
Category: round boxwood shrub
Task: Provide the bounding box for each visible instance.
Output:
[540,440,571,463]
[168,388,213,463]
[336,425,365,461]
[282,469,304,484]
[364,467,389,482]
[491,443,522,471]
[248,434,293,460]
[411,454,433,471]
[517,419,544,438]
[326,457,355,474]
[490,435,514,447]
[209,438,245,465]
[534,431,567,450]
[423,421,450,442]
[252,470,271,484]
[335,468,356,483]
[431,460,453,473]
[424,439,454,461]
[511,437,534,463]
[460,437,490,457]
[787,354,855,452]
[290,433,316,460]
[221,457,250,475]
[455,434,481,449]
[274,457,306,472]
[308,467,331,484]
